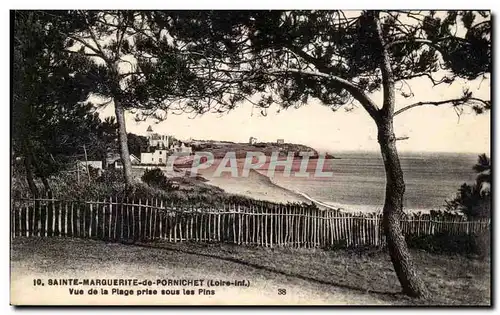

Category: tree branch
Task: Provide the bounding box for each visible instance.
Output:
[64,49,103,59]
[84,15,108,62]
[386,38,435,49]
[395,136,409,141]
[68,35,105,60]
[285,44,349,74]
[394,97,491,117]
[271,44,381,120]
[263,67,381,120]
[385,37,472,49]
[396,72,455,86]
[370,11,395,117]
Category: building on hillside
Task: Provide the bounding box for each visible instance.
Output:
[146,125,172,149]
[171,141,193,154]
[140,126,193,163]
[249,136,258,145]
[106,153,120,168]
[130,154,141,164]
[114,154,142,168]
[277,139,285,144]
[140,149,168,165]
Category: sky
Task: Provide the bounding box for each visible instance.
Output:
[80,10,491,156]
[97,73,491,155]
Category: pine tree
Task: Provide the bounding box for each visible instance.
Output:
[159,10,491,297]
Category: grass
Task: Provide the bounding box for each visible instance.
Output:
[10,237,490,306]
[141,240,491,305]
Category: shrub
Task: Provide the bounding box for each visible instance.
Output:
[141,168,175,191]
[96,168,123,184]
[474,230,491,260]
[406,232,490,257]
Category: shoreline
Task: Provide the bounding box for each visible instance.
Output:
[198,168,437,214]
[265,177,342,211]
[198,168,351,211]
[198,169,314,206]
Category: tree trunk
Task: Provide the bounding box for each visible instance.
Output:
[28,150,52,193]
[114,98,133,186]
[39,176,51,192]
[22,141,41,196]
[377,118,429,298]
[23,154,38,197]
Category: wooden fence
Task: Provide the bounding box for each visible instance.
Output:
[10,197,490,249]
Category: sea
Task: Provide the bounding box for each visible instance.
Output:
[264,151,482,213]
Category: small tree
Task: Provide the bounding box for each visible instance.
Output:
[141,168,174,191]
[127,133,149,157]
[473,153,491,191]
[446,154,491,219]
[446,154,491,259]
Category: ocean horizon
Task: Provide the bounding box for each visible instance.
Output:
[194,151,484,213]
[266,151,482,213]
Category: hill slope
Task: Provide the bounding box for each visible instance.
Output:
[190,140,321,159]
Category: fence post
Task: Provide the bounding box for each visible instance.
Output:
[239,205,243,245]
[149,198,153,240]
[159,200,163,240]
[199,206,203,243]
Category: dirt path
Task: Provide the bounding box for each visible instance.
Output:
[11,237,490,306]
[11,238,391,305]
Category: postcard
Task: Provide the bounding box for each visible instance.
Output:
[11,9,491,306]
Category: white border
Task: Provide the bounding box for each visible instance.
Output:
[2,2,497,314]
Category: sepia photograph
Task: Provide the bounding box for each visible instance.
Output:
[10,9,491,306]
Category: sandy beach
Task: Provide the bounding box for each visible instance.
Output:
[167,155,442,213]
[198,168,312,205]
[187,159,374,211]
[197,168,429,214]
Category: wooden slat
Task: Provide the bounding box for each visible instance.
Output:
[9,197,492,251]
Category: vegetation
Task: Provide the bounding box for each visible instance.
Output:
[12,166,315,210]
[158,10,491,297]
[406,232,487,257]
[446,154,491,219]
[141,168,176,191]
[31,11,252,186]
[12,10,491,299]
[443,154,491,260]
[127,133,149,157]
[13,11,104,194]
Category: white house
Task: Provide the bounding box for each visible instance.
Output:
[171,142,193,154]
[114,154,142,168]
[140,149,168,165]
[146,125,171,149]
